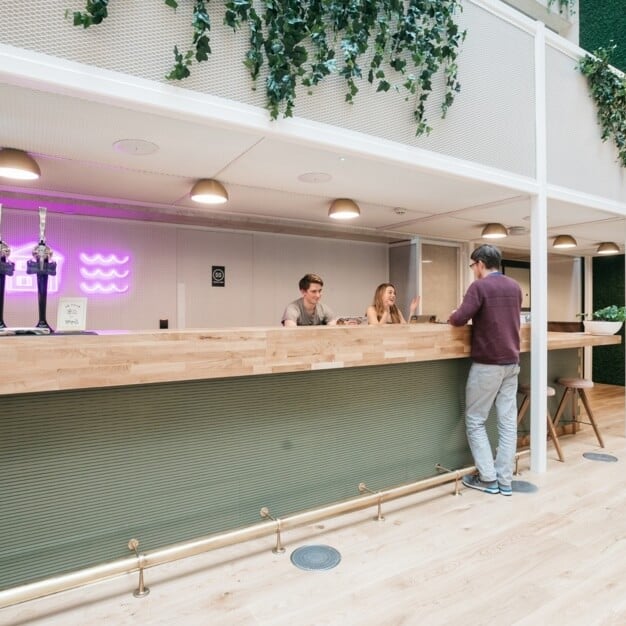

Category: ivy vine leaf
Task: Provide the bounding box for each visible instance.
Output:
[166,45,192,80]
[165,0,178,9]
[72,0,109,28]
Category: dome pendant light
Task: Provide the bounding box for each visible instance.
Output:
[190,179,229,204]
[597,241,620,255]
[0,148,41,180]
[328,198,360,220]
[481,223,508,239]
[552,234,577,249]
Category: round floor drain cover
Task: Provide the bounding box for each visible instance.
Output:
[511,480,538,493]
[583,452,618,462]
[290,545,341,571]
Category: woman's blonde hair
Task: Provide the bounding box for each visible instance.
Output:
[372,283,402,323]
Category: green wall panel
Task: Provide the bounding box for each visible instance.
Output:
[516,350,581,431]
[1,359,476,590]
[0,351,579,591]
[592,255,625,385]
[580,0,626,72]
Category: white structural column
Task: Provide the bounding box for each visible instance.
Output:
[530,22,548,473]
[583,256,593,378]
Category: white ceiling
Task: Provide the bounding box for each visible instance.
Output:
[0,80,624,256]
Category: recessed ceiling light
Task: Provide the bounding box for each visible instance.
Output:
[298,172,332,183]
[113,139,159,156]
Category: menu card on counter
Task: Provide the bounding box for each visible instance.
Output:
[56,297,88,331]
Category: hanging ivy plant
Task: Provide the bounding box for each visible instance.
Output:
[578,45,626,167]
[166,1,211,80]
[70,0,466,136]
[547,0,575,15]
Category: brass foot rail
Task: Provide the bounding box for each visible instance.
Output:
[357,483,385,521]
[0,451,530,609]
[259,507,286,554]
[127,539,150,598]
[434,464,463,496]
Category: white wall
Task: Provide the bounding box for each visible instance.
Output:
[548,255,583,320]
[1,209,388,330]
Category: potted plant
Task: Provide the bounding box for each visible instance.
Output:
[579,305,626,335]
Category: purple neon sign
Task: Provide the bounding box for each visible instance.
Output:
[3,246,131,295]
[79,253,130,294]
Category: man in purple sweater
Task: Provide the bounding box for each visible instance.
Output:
[448,244,522,496]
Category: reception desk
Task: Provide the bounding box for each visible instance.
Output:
[0,326,619,593]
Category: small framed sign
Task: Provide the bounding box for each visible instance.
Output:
[212,265,225,287]
[56,297,88,331]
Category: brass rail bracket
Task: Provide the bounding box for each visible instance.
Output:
[127,538,150,598]
[259,507,285,554]
[435,464,462,496]
[358,482,385,521]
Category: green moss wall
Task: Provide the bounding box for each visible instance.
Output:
[592,255,625,385]
[579,0,626,71]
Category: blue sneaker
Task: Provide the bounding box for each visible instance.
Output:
[498,483,513,496]
[462,474,499,494]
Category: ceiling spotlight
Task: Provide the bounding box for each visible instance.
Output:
[481,223,508,239]
[597,241,620,255]
[113,139,159,156]
[190,179,229,204]
[328,198,360,220]
[0,148,41,180]
[552,234,577,249]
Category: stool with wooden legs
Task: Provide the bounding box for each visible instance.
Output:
[553,378,604,448]
[517,384,564,462]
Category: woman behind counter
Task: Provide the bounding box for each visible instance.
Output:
[366,283,420,325]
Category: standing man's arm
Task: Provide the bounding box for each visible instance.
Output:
[448,285,482,326]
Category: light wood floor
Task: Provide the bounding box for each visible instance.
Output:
[4,384,626,626]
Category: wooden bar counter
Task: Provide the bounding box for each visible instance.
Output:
[0,324,620,594]
[0,324,619,395]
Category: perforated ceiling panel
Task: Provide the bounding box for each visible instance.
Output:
[294,2,537,177]
[1,1,534,176]
[546,45,626,202]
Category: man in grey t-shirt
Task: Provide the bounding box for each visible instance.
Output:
[281,273,337,326]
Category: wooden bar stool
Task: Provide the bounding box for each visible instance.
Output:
[517,384,564,462]
[553,378,604,448]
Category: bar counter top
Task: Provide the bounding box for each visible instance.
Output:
[0,324,620,395]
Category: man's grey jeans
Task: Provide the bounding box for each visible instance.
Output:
[465,362,520,487]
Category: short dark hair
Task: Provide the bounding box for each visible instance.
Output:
[471,244,502,270]
[299,273,324,290]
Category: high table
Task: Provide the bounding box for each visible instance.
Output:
[0,325,619,593]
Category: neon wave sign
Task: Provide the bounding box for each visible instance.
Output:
[79,253,130,294]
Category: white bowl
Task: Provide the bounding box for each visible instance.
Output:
[583,320,624,335]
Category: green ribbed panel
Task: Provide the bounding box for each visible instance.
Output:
[516,350,581,431]
[2,358,486,590]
